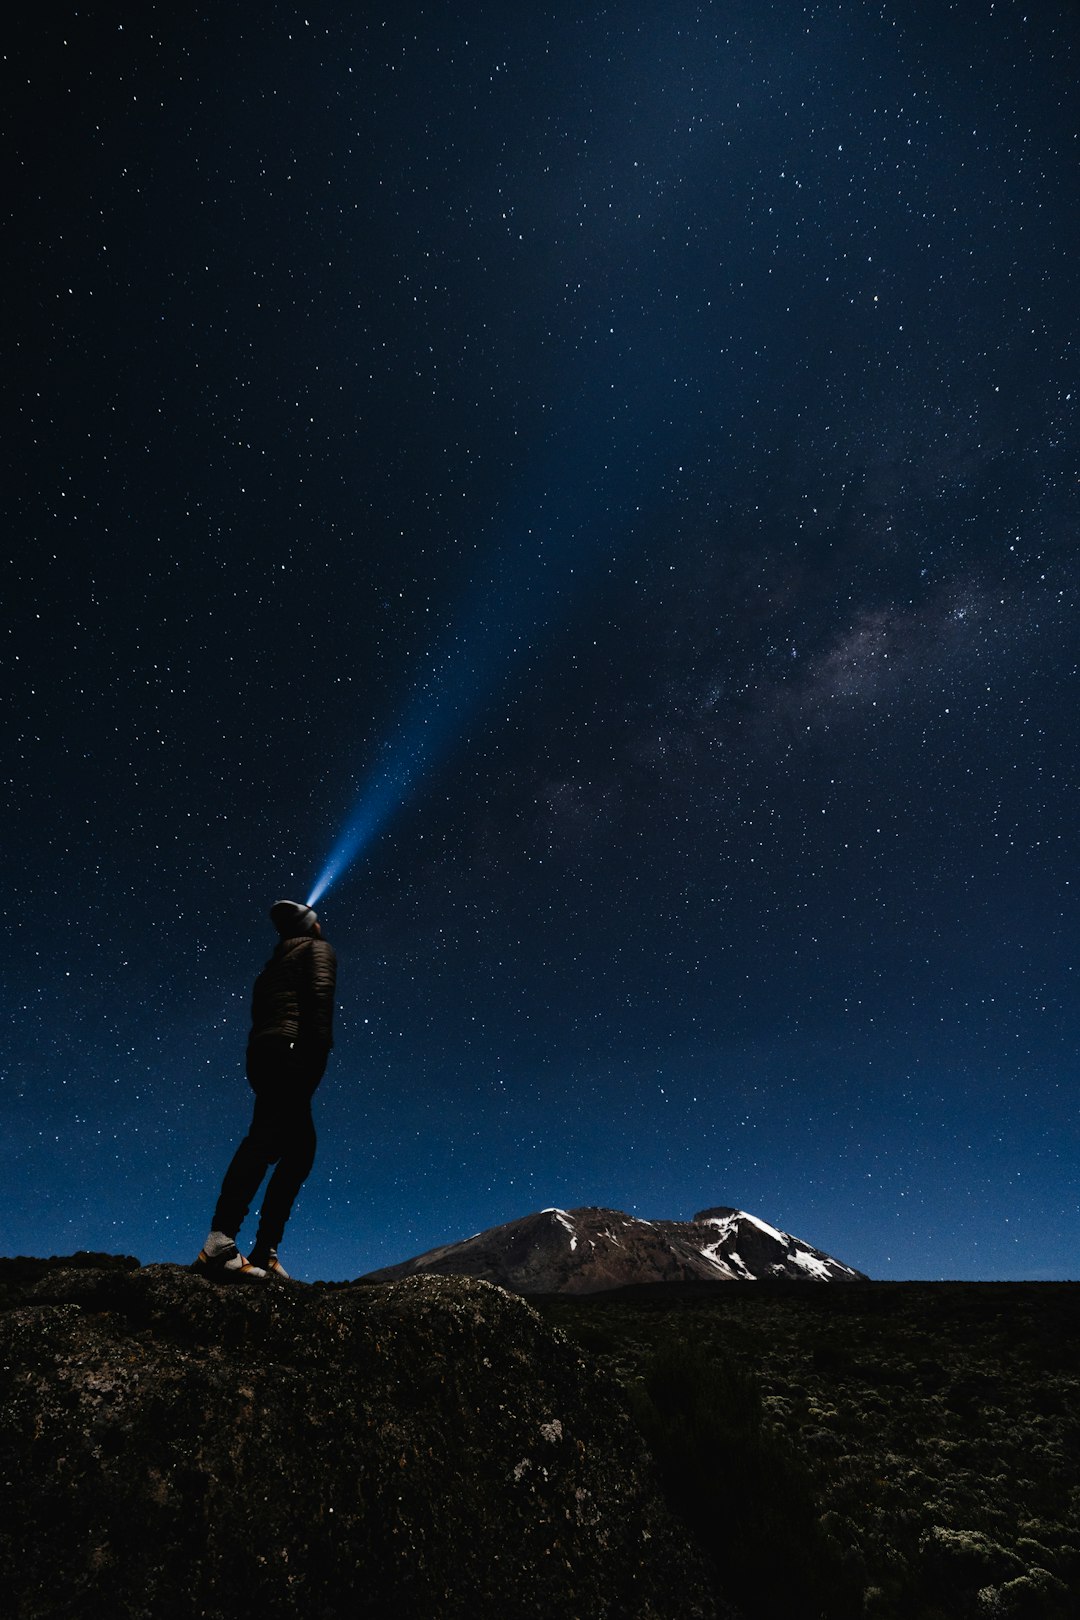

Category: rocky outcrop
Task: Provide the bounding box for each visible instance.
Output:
[363,1205,868,1293]
[0,1257,722,1620]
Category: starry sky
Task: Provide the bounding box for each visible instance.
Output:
[5,2,1078,1282]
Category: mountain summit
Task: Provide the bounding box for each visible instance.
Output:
[362,1205,868,1293]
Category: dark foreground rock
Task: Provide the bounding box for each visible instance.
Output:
[0,1258,723,1620]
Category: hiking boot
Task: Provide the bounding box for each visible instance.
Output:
[192,1240,268,1282]
[250,1247,291,1281]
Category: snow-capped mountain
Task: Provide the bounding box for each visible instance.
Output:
[361,1205,868,1293]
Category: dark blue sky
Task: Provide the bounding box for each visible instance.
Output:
[5,2,1078,1281]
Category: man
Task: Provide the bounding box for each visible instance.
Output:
[193,899,337,1281]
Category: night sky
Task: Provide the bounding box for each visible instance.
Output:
[5,3,1079,1283]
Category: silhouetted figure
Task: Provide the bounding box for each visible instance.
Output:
[193,900,337,1281]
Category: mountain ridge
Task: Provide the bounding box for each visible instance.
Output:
[362,1203,868,1293]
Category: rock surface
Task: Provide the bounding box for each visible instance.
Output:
[0,1256,722,1619]
[363,1204,868,1293]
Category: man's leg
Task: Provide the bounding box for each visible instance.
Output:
[207,1039,291,1242]
[195,1121,272,1279]
[210,1131,271,1242]
[248,1046,325,1267]
[248,1108,316,1264]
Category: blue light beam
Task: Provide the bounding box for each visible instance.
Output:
[307,395,686,908]
[308,34,716,903]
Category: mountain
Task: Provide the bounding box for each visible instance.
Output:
[361,1204,868,1293]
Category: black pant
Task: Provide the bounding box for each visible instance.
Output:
[212,1039,327,1257]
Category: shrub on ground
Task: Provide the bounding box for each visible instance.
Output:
[627,1336,863,1620]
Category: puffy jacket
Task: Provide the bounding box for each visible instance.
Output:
[248,935,337,1050]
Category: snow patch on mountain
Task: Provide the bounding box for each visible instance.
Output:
[543,1208,578,1251]
[792,1248,833,1279]
[724,1250,755,1280]
[741,1212,789,1245]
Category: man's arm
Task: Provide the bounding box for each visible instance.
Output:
[302,938,337,1050]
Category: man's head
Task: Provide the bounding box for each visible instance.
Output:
[269,899,320,938]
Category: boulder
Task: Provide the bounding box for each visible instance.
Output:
[0,1259,722,1619]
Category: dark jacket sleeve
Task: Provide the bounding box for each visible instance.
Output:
[300,939,337,1049]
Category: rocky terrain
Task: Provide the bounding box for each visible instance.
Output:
[363,1204,867,1292]
[0,1254,725,1620]
[5,1254,1074,1619]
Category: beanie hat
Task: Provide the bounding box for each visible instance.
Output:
[270,899,319,937]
